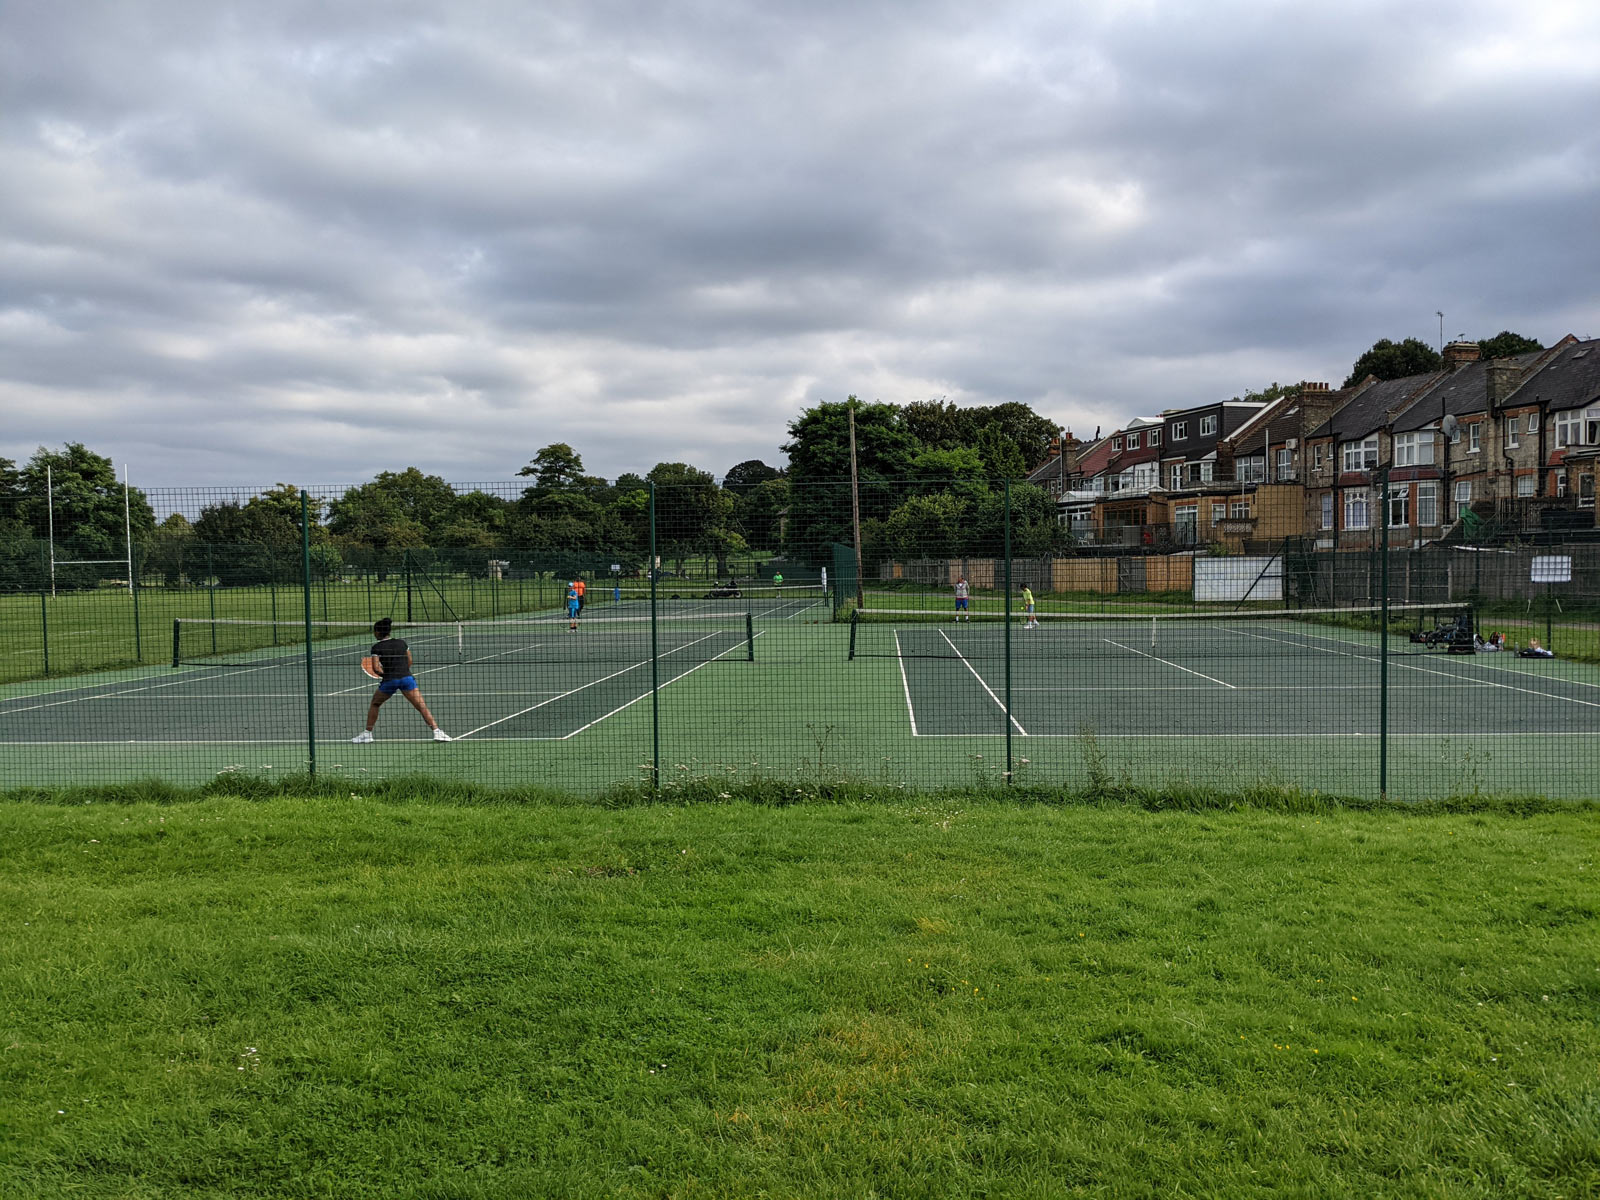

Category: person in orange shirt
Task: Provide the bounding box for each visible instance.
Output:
[572,577,587,613]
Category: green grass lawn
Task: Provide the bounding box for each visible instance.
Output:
[2,794,1596,1198]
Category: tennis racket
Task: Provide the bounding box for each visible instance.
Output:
[360,656,382,680]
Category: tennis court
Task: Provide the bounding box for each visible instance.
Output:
[3,601,1598,798]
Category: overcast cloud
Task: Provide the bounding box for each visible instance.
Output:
[3,0,1598,486]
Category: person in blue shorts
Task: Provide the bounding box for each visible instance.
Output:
[352,618,450,742]
[567,581,581,631]
[954,575,970,620]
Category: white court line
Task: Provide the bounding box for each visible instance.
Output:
[1231,627,1600,710]
[1102,638,1237,689]
[454,627,736,739]
[557,630,764,739]
[937,628,1027,735]
[899,730,1596,739]
[894,630,920,736]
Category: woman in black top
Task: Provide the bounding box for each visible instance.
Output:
[351,618,450,743]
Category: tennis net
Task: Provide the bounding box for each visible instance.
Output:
[173,611,757,669]
[593,582,831,619]
[847,603,1473,661]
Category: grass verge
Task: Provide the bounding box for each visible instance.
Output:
[2,792,1596,1198]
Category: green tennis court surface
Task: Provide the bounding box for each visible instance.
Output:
[4,607,1599,799]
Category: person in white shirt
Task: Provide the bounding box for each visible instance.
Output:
[954,576,970,621]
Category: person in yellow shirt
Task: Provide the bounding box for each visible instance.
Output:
[1021,585,1038,629]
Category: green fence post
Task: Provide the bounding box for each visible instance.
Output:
[171,618,181,668]
[207,545,218,655]
[1378,467,1389,799]
[38,541,50,677]
[302,492,317,779]
[649,482,660,793]
[1004,478,1014,785]
[131,544,143,662]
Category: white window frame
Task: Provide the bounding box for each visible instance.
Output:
[1229,499,1250,519]
[1555,412,1582,449]
[1238,457,1264,484]
[1112,436,1122,451]
[1468,423,1481,453]
[1320,493,1334,530]
[1528,412,1539,433]
[1314,444,1325,471]
[1516,474,1535,498]
[1418,482,1438,527]
[1387,483,1409,528]
[1174,503,1198,528]
[1171,420,1189,441]
[1149,429,1161,447]
[1126,431,1140,449]
[1341,435,1379,472]
[1454,480,1472,517]
[1276,447,1294,480]
[1199,415,1218,437]
[1505,419,1519,448]
[1170,464,1182,490]
[1211,502,1227,523]
[1393,431,1434,467]
[1557,474,1567,498]
[1344,488,1370,531]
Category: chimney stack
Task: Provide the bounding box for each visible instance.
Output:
[1443,340,1481,370]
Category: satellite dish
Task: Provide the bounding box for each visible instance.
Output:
[1441,414,1459,437]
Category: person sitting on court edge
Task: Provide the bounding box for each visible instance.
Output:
[352,617,451,743]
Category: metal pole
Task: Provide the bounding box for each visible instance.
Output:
[39,541,49,677]
[122,464,134,596]
[302,491,316,779]
[649,482,660,793]
[208,545,217,655]
[1004,478,1014,785]
[1378,467,1390,799]
[130,542,142,661]
[46,464,55,597]
[849,399,866,610]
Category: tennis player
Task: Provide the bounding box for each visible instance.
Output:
[567,581,581,631]
[1021,584,1038,629]
[573,577,586,613]
[351,618,450,743]
[954,575,970,621]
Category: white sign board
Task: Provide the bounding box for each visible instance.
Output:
[1194,556,1283,603]
[1531,555,1572,584]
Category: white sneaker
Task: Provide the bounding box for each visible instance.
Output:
[432,728,452,742]
[351,730,374,743]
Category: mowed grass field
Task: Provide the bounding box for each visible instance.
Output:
[3,793,1597,1198]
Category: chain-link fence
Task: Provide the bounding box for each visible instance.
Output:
[3,478,1598,799]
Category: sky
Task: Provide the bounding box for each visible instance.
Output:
[3,0,1598,489]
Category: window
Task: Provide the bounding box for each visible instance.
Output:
[1238,457,1264,483]
[1276,448,1294,480]
[1230,500,1250,519]
[1528,412,1540,433]
[1344,488,1370,530]
[1555,412,1582,448]
[1388,484,1409,528]
[1582,475,1595,509]
[1506,418,1519,448]
[1211,502,1227,523]
[1516,474,1536,497]
[1200,461,1213,483]
[1393,431,1434,466]
[1454,480,1472,517]
[1170,464,1183,490]
[1126,432,1140,449]
[1174,503,1197,531]
[1149,429,1161,446]
[1468,423,1481,453]
[1418,482,1438,526]
[1341,435,1379,472]
[1557,474,1567,497]
[1112,436,1122,451]
[1449,425,1461,444]
[1314,444,1325,471]
[1172,420,1189,440]
[1200,415,1218,436]
[1320,493,1334,530]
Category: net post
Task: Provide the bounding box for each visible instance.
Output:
[746,611,754,661]
[1003,477,1013,785]
[171,618,181,668]
[302,490,317,780]
[848,607,859,660]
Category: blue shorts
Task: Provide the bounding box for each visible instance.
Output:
[568,601,580,618]
[955,598,969,610]
[379,675,417,695]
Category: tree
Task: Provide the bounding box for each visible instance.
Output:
[193,485,331,585]
[734,476,789,551]
[327,469,458,550]
[1230,382,1303,405]
[1343,338,1444,387]
[647,462,734,573]
[722,459,783,496]
[518,443,586,491]
[1477,331,1543,360]
[782,398,920,562]
[906,447,988,501]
